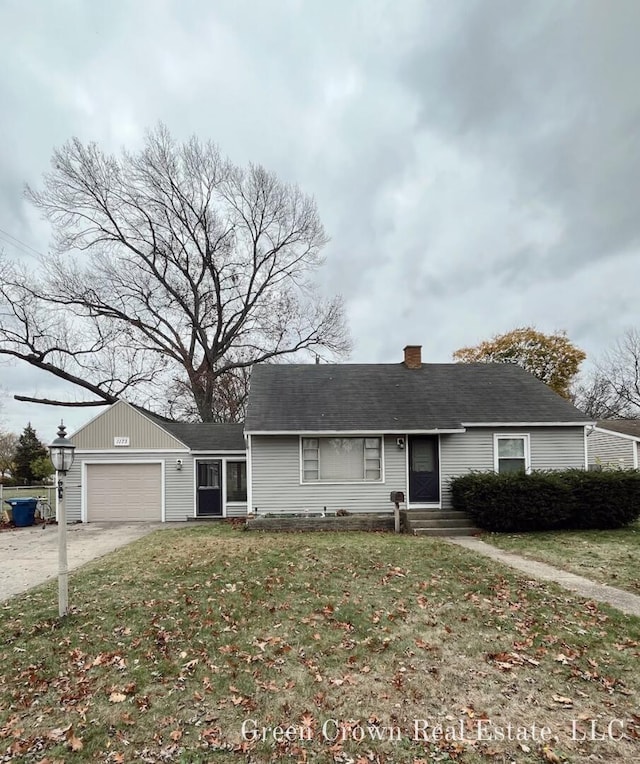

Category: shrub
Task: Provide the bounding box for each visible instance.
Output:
[561,468,640,529]
[450,469,640,532]
[451,471,574,532]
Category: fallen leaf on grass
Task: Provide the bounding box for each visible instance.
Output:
[552,694,574,707]
[47,724,72,741]
[542,746,562,763]
[109,692,127,703]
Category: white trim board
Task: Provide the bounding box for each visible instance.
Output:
[189,450,247,455]
[462,421,593,428]
[246,428,466,436]
[593,426,640,443]
[75,448,188,454]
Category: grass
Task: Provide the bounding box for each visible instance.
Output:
[483,519,640,595]
[0,524,639,763]
[0,486,56,504]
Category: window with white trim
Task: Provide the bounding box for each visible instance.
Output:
[226,461,247,502]
[494,435,530,474]
[302,437,382,482]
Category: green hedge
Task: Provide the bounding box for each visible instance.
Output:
[450,469,640,532]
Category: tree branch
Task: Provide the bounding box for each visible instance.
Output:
[14,395,112,407]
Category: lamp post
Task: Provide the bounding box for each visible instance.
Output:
[48,422,76,617]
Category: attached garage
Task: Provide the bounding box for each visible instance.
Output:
[66,400,247,523]
[85,463,163,522]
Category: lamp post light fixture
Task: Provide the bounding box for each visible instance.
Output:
[48,421,76,617]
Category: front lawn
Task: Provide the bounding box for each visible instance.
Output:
[484,519,640,595]
[1,525,639,763]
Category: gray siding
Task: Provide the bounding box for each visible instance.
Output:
[440,427,586,508]
[588,429,636,470]
[250,428,587,514]
[226,504,248,517]
[67,452,248,522]
[439,431,493,509]
[250,435,406,515]
[167,455,196,521]
[65,458,84,522]
[72,401,185,450]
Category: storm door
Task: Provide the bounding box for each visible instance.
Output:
[197,460,222,516]
[408,436,440,503]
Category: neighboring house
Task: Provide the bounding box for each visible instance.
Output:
[66,401,246,522]
[587,420,640,470]
[244,346,593,515]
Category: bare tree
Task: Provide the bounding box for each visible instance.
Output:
[167,361,251,423]
[570,371,634,419]
[0,126,350,421]
[594,329,640,417]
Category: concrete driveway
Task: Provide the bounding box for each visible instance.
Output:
[0,522,164,603]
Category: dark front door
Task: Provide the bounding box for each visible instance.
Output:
[408,436,440,503]
[197,460,222,516]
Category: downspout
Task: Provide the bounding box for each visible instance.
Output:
[583,425,596,470]
[246,433,253,515]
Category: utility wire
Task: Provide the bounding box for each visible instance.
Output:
[0,226,46,258]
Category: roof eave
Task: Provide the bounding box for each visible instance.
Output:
[244,428,467,436]
[592,426,640,442]
[461,421,594,427]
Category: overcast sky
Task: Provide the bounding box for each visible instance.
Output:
[1,0,639,438]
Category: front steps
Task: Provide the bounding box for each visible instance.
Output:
[400,509,481,537]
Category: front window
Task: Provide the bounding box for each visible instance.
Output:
[226,461,247,501]
[302,437,382,482]
[495,435,530,474]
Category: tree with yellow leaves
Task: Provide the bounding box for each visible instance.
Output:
[453,327,586,399]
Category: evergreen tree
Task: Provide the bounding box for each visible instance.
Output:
[14,423,49,484]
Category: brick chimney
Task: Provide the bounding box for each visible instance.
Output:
[403,345,422,369]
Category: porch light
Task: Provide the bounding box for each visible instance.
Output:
[48,421,76,618]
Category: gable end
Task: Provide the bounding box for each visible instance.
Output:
[71,401,188,450]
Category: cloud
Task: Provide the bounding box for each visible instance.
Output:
[402,0,640,273]
[1,0,639,431]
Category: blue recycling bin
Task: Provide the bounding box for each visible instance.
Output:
[5,498,38,527]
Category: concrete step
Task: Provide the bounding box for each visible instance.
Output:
[411,517,475,529]
[413,526,480,537]
[401,509,480,537]
[401,510,472,521]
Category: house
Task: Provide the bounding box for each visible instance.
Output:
[587,420,640,470]
[244,346,593,515]
[66,345,593,522]
[65,401,247,522]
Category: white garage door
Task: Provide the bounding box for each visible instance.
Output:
[86,463,162,522]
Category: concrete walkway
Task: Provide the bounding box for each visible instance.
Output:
[0,522,164,603]
[449,536,640,618]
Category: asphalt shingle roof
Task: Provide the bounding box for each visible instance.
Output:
[142,412,245,451]
[597,419,640,439]
[245,362,592,432]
